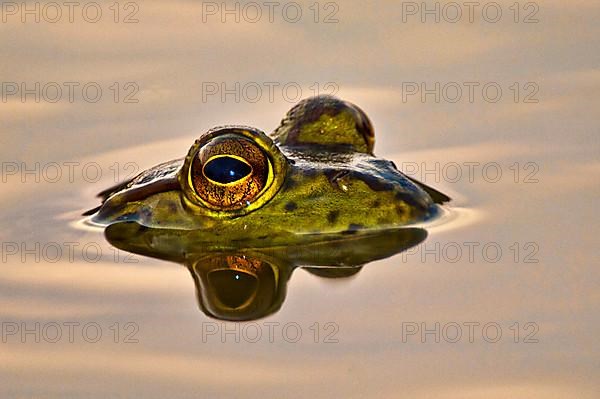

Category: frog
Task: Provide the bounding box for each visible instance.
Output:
[87,95,449,248]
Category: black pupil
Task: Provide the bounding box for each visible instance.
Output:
[208,270,258,308]
[204,156,251,184]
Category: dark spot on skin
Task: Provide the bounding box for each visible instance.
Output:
[371,200,381,208]
[283,177,297,189]
[167,202,177,212]
[395,206,405,216]
[285,202,297,211]
[303,168,318,177]
[288,159,296,165]
[348,223,363,231]
[342,224,364,234]
[327,210,340,224]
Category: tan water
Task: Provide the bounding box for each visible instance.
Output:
[1,1,598,397]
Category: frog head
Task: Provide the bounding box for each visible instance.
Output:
[89,95,448,247]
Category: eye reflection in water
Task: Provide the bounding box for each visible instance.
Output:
[104,223,428,321]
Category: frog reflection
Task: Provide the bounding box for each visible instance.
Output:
[105,223,427,321]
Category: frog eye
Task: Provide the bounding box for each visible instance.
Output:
[202,155,252,185]
[189,134,271,210]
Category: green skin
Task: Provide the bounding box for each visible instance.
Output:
[89,95,449,249]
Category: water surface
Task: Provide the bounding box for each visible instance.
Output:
[1,1,598,397]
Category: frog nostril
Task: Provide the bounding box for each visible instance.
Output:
[325,170,352,191]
